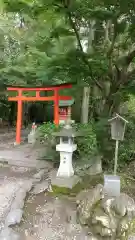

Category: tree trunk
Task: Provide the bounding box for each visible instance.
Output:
[102,93,121,118]
[81,86,90,123]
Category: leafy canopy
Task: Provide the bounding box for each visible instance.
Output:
[1,0,135,102]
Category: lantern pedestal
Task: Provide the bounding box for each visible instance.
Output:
[104,175,120,197]
[56,143,77,177]
[50,169,81,190]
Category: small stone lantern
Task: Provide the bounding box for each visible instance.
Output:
[53,121,81,178]
[28,122,37,144]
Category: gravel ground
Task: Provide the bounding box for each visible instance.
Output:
[0,128,135,240]
[14,193,91,240]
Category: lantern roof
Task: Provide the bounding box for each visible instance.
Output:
[6,82,75,89]
[108,113,128,124]
[59,99,74,107]
[53,123,82,138]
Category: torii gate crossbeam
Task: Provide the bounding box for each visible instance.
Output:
[7,84,72,144]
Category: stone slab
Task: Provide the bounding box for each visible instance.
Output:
[0,227,20,240]
[51,170,81,189]
[0,147,53,169]
[8,159,52,169]
[32,180,49,194]
[0,178,33,231]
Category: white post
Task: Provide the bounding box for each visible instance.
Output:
[56,142,77,178]
[57,151,74,177]
[114,140,119,175]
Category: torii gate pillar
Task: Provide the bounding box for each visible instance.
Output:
[7,84,72,144]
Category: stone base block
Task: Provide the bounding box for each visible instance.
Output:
[50,170,81,193]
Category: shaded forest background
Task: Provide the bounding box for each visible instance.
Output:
[1,0,135,167]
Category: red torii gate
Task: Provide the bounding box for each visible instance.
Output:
[7,83,72,144]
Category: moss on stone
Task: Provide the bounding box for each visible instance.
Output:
[120,219,135,240]
[83,174,103,187]
[51,185,71,195]
[51,174,103,197]
[130,218,135,234]
[70,182,84,195]
[51,181,83,196]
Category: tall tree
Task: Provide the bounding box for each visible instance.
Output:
[2,0,135,120]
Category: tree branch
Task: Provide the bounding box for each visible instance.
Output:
[127,67,135,80]
[119,49,135,66]
[110,49,135,86]
[125,49,135,65]
[62,1,103,90]
[107,33,117,58]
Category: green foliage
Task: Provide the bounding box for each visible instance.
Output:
[1,0,135,96]
[1,0,135,170]
[118,118,135,164]
[73,123,98,159]
[118,97,135,164]
[37,122,61,142]
[36,122,61,164]
[94,106,135,168]
[37,122,98,162]
[94,118,115,167]
[127,95,135,116]
[1,0,135,90]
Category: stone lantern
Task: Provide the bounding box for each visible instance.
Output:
[53,121,82,178]
[28,122,37,144]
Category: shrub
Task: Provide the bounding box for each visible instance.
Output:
[36,122,98,163]
[36,122,61,165]
[117,96,135,165]
[37,122,61,144]
[37,116,134,170]
[118,116,135,164]
[72,122,98,160]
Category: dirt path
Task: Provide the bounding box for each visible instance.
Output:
[0,128,91,239]
[0,128,29,149]
[0,127,50,169]
[14,193,90,240]
[0,166,90,239]
[0,128,135,239]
